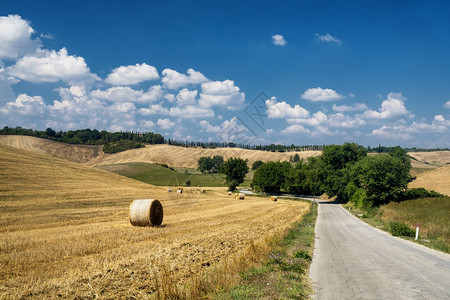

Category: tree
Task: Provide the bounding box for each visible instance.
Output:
[349,153,411,206]
[211,155,224,173]
[252,161,292,193]
[222,157,249,187]
[198,157,213,173]
[293,153,300,162]
[252,160,263,170]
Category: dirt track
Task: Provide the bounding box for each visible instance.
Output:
[0,144,309,298]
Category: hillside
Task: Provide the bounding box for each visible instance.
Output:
[409,164,450,196]
[87,144,321,168]
[0,135,102,163]
[408,151,450,166]
[0,144,309,298]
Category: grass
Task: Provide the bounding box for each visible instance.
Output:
[1,144,311,299]
[346,197,450,253]
[214,200,317,299]
[96,162,227,187]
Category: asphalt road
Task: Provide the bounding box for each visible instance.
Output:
[309,201,450,300]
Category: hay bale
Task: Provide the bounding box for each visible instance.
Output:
[270,196,278,202]
[237,193,245,200]
[177,189,183,194]
[130,199,163,227]
[201,189,206,193]
[228,191,232,195]
[168,188,172,192]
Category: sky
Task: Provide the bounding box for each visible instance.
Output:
[0,0,449,148]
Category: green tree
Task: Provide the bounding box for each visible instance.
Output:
[222,157,249,187]
[211,155,224,173]
[252,160,263,170]
[252,161,292,193]
[198,157,213,173]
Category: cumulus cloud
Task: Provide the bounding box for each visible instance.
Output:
[301,87,344,101]
[0,93,46,116]
[328,113,366,128]
[332,103,368,112]
[272,34,286,46]
[199,120,220,133]
[157,118,175,130]
[315,33,341,45]
[369,125,413,141]
[361,93,413,119]
[162,68,208,90]
[217,117,256,144]
[0,15,40,59]
[265,97,309,119]
[287,111,328,126]
[444,100,450,109]
[176,88,198,106]
[105,63,159,85]
[199,79,245,110]
[139,102,214,119]
[139,120,155,129]
[91,85,163,103]
[7,48,100,84]
[0,65,16,103]
[281,124,311,134]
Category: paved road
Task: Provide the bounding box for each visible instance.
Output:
[309,201,450,300]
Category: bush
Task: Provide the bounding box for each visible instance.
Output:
[399,188,443,201]
[388,221,415,237]
[252,160,263,170]
[228,180,238,191]
[185,179,191,187]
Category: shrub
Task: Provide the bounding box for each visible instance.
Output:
[293,250,311,261]
[185,179,191,187]
[388,221,415,237]
[228,180,238,191]
[399,188,443,201]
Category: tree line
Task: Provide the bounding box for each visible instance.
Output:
[252,143,443,208]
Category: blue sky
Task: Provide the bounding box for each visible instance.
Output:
[0,0,449,147]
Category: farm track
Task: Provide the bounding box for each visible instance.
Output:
[0,144,309,298]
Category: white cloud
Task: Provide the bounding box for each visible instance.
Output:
[139,102,214,119]
[0,66,16,103]
[157,118,175,130]
[301,87,344,102]
[164,93,176,102]
[444,100,450,109]
[199,120,220,133]
[281,124,311,134]
[162,68,208,90]
[176,88,197,106]
[328,113,366,128]
[139,120,154,129]
[199,79,245,110]
[265,97,309,119]
[217,117,255,144]
[7,48,100,84]
[361,93,413,119]
[369,125,413,141]
[110,102,136,113]
[315,33,341,45]
[91,85,162,103]
[0,93,46,116]
[0,15,40,59]
[105,63,159,85]
[272,34,286,46]
[287,111,328,126]
[332,103,368,112]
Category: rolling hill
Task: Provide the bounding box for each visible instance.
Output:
[409,164,450,196]
[0,143,309,298]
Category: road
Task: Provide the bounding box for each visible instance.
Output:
[309,201,450,300]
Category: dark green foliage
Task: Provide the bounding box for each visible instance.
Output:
[388,221,415,237]
[252,160,263,170]
[252,161,291,193]
[399,188,444,201]
[222,157,249,186]
[293,250,311,261]
[197,155,224,173]
[185,179,191,187]
[103,140,145,153]
[228,180,238,191]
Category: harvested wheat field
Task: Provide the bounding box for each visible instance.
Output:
[408,151,450,166]
[0,144,309,299]
[409,164,450,196]
[86,144,321,168]
[0,135,102,163]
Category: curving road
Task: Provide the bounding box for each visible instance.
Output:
[309,201,450,300]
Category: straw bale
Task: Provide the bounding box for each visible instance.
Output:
[237,193,245,200]
[129,199,163,226]
[270,196,277,202]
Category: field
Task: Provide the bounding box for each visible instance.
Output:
[378,197,450,252]
[409,164,450,196]
[0,144,309,298]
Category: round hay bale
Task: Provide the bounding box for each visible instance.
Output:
[129,199,163,227]
[168,188,172,192]
[270,196,278,202]
[237,193,245,200]
[201,189,206,193]
[228,191,232,195]
[177,189,183,194]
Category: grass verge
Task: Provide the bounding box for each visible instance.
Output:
[211,200,317,299]
[345,196,450,253]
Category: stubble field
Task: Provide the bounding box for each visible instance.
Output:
[0,144,309,299]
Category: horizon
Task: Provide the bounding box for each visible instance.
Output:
[0,1,449,148]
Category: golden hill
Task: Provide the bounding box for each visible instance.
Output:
[0,135,102,163]
[408,151,450,166]
[87,144,321,168]
[409,164,450,196]
[0,144,309,298]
